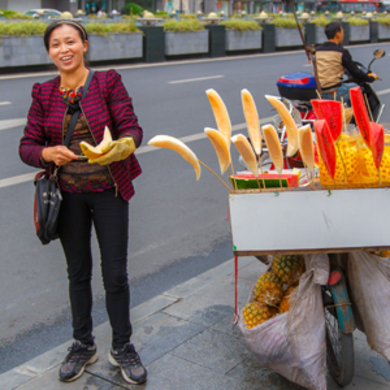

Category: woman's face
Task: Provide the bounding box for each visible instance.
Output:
[48,24,88,73]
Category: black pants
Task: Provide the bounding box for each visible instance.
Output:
[57,189,132,349]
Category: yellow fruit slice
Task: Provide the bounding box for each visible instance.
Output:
[206,89,232,147]
[265,95,298,157]
[204,127,231,174]
[148,135,201,180]
[80,126,112,159]
[298,125,315,172]
[231,134,258,177]
[241,89,262,155]
[262,124,284,175]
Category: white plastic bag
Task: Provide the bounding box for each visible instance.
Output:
[239,254,329,390]
[347,251,390,361]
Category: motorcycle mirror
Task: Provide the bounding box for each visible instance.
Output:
[374,49,386,59]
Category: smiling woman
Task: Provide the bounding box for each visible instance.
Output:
[18,20,147,386]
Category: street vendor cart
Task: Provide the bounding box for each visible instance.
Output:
[229,184,390,388]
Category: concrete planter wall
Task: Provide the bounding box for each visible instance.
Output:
[0,36,51,67]
[349,25,370,42]
[378,24,390,40]
[315,26,327,44]
[88,33,143,61]
[275,27,302,47]
[225,29,262,51]
[164,30,209,56]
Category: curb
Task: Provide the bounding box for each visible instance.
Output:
[0,256,256,390]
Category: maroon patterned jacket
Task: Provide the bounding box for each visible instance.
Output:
[19,69,142,201]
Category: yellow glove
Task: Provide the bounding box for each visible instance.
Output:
[89,137,136,165]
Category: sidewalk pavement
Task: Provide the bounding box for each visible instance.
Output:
[2,256,390,390]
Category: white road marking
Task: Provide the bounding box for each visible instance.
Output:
[0,101,11,106]
[1,116,275,189]
[377,88,390,96]
[168,75,224,84]
[0,172,36,189]
[0,118,26,131]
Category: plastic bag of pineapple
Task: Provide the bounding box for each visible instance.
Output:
[239,254,329,390]
[347,251,390,361]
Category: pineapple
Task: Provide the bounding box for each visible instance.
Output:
[279,286,298,313]
[272,255,305,285]
[253,272,284,306]
[243,301,276,329]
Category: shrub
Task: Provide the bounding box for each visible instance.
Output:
[220,19,262,31]
[310,16,332,27]
[124,2,144,16]
[1,10,32,19]
[271,17,302,28]
[0,21,47,35]
[163,19,204,32]
[345,17,369,26]
[375,17,390,26]
[85,21,140,35]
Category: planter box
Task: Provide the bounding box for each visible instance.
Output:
[349,25,369,42]
[275,27,302,47]
[225,29,262,51]
[0,36,51,67]
[315,26,327,45]
[88,33,143,61]
[378,24,390,40]
[164,30,209,56]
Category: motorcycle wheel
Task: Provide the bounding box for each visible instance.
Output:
[323,286,355,387]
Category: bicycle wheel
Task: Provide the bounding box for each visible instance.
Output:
[323,287,355,387]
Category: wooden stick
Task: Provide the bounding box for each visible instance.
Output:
[279,174,283,189]
[257,154,266,190]
[198,159,231,191]
[229,157,238,191]
[316,89,322,100]
[304,164,314,190]
[364,93,374,122]
[228,166,237,191]
[336,144,350,185]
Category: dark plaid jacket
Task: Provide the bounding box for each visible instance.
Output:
[19,69,142,201]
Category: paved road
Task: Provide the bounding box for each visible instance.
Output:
[1,43,390,374]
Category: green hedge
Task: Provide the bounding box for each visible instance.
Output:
[270,17,302,28]
[0,10,32,19]
[345,17,369,26]
[0,21,46,35]
[375,17,390,26]
[85,21,140,35]
[220,19,262,31]
[163,19,204,32]
[310,16,332,27]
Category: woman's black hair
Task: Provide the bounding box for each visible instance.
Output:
[325,22,343,40]
[43,21,88,52]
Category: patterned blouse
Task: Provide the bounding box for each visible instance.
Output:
[57,86,114,193]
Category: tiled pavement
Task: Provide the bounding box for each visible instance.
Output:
[2,257,390,390]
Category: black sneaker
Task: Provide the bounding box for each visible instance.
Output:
[109,343,147,384]
[58,341,99,382]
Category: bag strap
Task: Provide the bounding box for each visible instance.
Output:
[63,70,95,147]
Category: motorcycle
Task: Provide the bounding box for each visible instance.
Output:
[276,49,386,125]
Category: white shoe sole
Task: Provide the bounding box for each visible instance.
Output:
[59,352,99,382]
[108,352,147,385]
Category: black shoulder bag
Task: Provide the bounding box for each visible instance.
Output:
[34,70,95,245]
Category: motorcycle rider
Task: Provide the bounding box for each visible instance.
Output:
[316,21,378,102]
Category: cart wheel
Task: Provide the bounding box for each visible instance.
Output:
[323,288,355,387]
